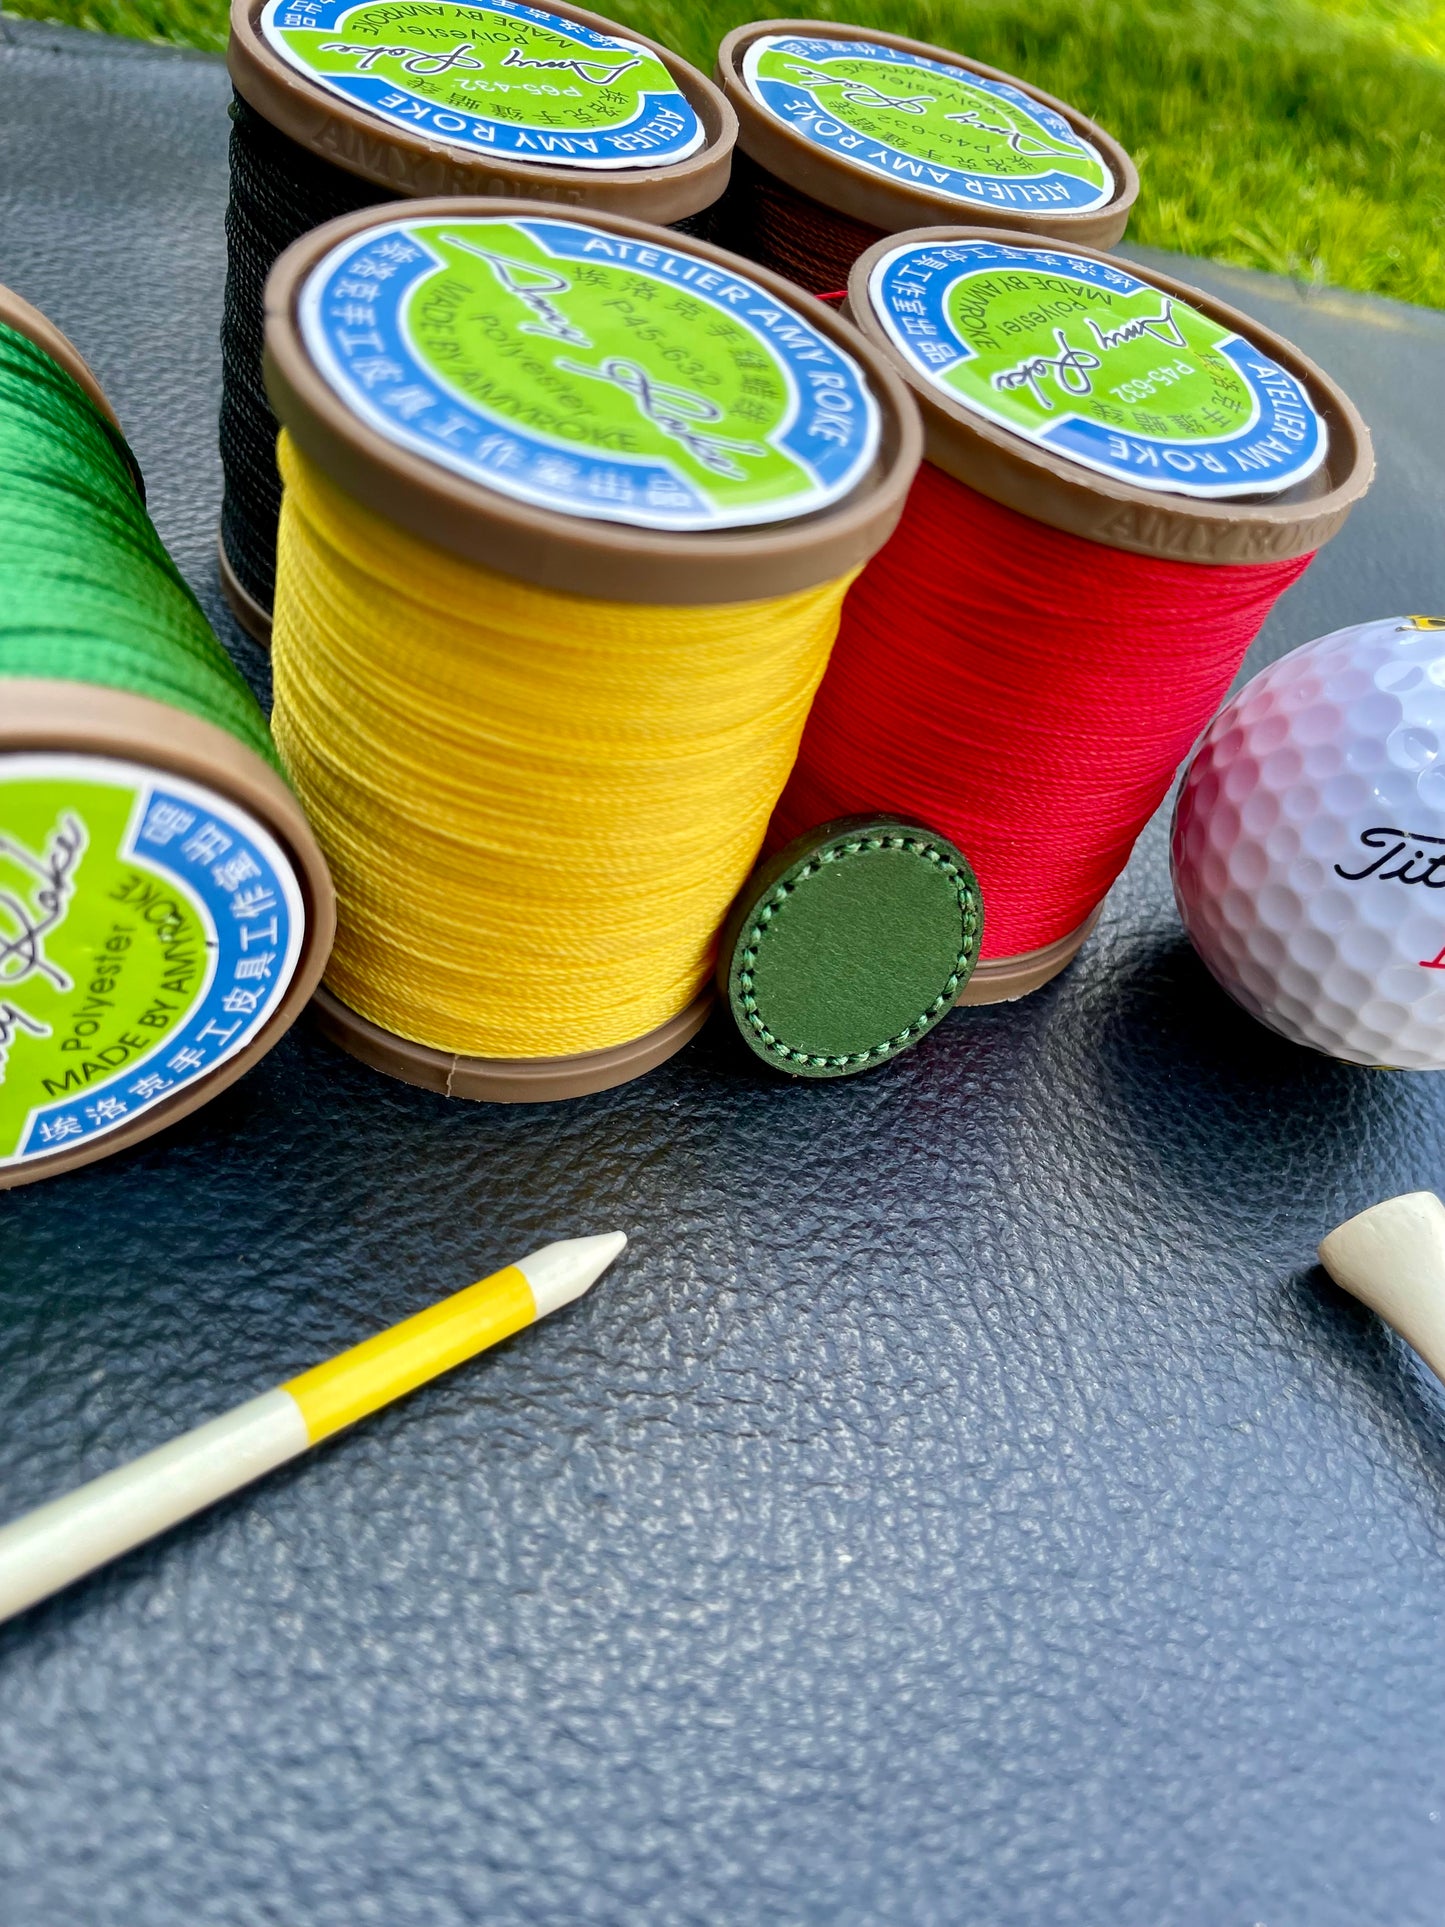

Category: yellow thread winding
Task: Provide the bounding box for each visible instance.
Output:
[269,435,858,1059]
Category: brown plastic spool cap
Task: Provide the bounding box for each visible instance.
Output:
[0,682,337,1190]
[265,198,923,602]
[846,226,1375,565]
[0,283,147,501]
[958,904,1101,1005]
[218,532,275,646]
[0,285,120,432]
[716,20,1137,249]
[229,0,737,224]
[312,982,712,1101]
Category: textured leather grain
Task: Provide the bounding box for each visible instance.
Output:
[3,22,1445,1923]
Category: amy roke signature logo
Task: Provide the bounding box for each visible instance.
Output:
[782,60,1079,159]
[317,38,642,86]
[0,811,86,1073]
[444,238,781,477]
[990,298,1190,410]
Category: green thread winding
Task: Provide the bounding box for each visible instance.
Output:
[0,320,278,769]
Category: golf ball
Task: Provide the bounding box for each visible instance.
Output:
[1171,615,1445,1068]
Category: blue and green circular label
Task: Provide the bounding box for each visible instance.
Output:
[741,33,1113,214]
[261,0,704,170]
[300,214,882,532]
[0,756,304,1172]
[870,238,1328,498]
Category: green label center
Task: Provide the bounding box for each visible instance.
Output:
[944,268,1250,437]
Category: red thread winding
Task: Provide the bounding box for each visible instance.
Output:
[772,462,1314,959]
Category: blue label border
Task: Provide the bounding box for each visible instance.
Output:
[742,34,1114,214]
[299,215,882,532]
[869,238,1329,498]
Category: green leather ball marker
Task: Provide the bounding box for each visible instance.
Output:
[720,816,984,1078]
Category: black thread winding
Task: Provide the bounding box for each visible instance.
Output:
[220,91,725,621]
[221,94,392,619]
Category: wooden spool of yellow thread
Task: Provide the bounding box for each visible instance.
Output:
[265,201,921,1100]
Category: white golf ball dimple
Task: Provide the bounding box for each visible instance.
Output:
[1267,822,1303,868]
[1284,781,1324,821]
[1171,616,1445,1068]
[1246,926,1288,972]
[1293,702,1339,746]
[1338,923,1392,971]
[1350,691,1401,738]
[1304,885,1352,931]
[1319,773,1369,819]
[1288,926,1335,973]
[1377,658,1424,693]
[1389,726,1440,771]
[1241,789,1281,836]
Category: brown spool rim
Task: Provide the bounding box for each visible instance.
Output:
[958,904,1100,1006]
[846,226,1375,565]
[264,198,923,603]
[312,982,713,1100]
[0,283,147,500]
[716,19,1137,248]
[218,531,275,644]
[229,0,737,224]
[0,681,337,1190]
[0,284,120,431]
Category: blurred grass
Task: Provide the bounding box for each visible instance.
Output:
[6,0,229,45]
[5,0,1442,305]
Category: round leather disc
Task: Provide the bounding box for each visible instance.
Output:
[720,814,983,1078]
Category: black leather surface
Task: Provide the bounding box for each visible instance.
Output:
[4,20,1445,1923]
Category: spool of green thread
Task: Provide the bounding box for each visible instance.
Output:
[0,290,334,1189]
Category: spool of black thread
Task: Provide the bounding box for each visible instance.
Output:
[219,0,738,640]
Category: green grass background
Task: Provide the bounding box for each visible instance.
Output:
[7,0,1442,304]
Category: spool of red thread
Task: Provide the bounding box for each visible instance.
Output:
[714,22,1136,296]
[771,228,1375,1002]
